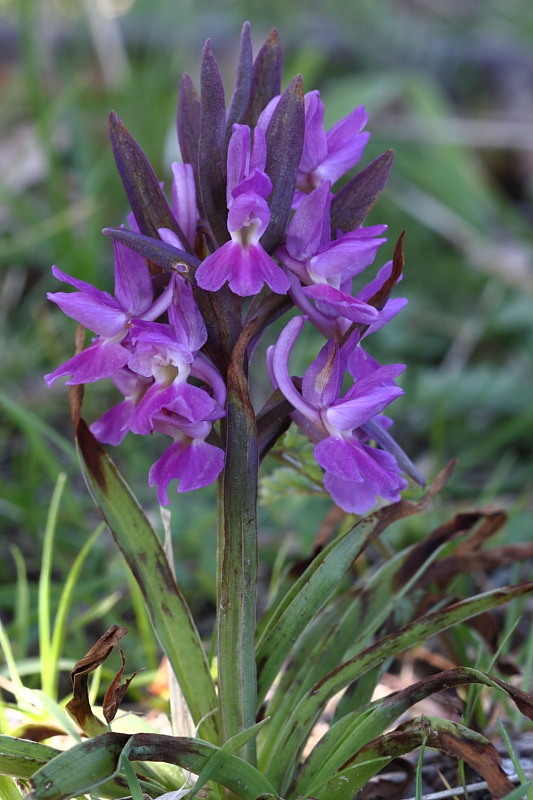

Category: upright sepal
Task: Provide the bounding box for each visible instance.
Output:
[261,75,305,254]
[199,41,229,247]
[108,112,192,254]
[330,150,395,235]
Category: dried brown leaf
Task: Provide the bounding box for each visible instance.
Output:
[66,625,128,735]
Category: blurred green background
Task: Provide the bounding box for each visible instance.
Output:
[1,0,532,679]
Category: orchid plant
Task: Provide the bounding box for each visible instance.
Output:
[4,23,533,800]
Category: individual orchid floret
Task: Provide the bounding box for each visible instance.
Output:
[44,241,174,387]
[259,90,369,206]
[195,125,290,296]
[149,416,225,505]
[268,316,408,514]
[127,278,225,436]
[276,182,388,339]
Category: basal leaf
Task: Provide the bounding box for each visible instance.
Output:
[256,464,455,707]
[73,420,219,745]
[315,716,514,800]
[0,735,60,780]
[29,733,275,800]
[266,581,533,793]
[293,667,533,797]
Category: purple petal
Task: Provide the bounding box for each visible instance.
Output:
[285,181,331,261]
[90,400,135,446]
[270,316,323,428]
[226,124,251,202]
[343,363,405,399]
[256,95,281,134]
[196,239,289,297]
[327,383,403,431]
[168,277,207,353]
[300,91,327,174]
[113,239,153,317]
[51,266,113,300]
[301,285,379,324]
[130,380,212,435]
[149,438,225,504]
[249,126,267,173]
[231,169,272,202]
[323,472,380,514]
[191,355,227,410]
[227,191,271,236]
[314,435,365,482]
[47,290,126,338]
[311,229,387,281]
[301,338,342,410]
[319,106,369,184]
[44,340,130,386]
[171,162,198,247]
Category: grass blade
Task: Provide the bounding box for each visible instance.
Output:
[39,473,67,697]
[48,524,105,699]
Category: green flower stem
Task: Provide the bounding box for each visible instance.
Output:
[217,326,259,764]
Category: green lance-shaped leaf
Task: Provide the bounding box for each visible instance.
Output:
[224,22,253,160]
[73,419,219,745]
[198,40,229,247]
[0,735,61,780]
[255,466,454,707]
[218,321,259,763]
[314,716,515,800]
[261,75,305,255]
[243,28,282,128]
[108,112,192,255]
[330,150,395,235]
[293,667,533,797]
[189,719,270,800]
[29,732,276,800]
[265,580,533,794]
[259,528,448,769]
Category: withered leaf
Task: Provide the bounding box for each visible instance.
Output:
[103,644,142,723]
[66,625,129,735]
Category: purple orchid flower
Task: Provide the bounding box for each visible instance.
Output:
[44,241,174,386]
[127,277,225,436]
[268,315,408,514]
[259,90,369,206]
[276,182,391,339]
[149,416,225,505]
[195,125,290,296]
